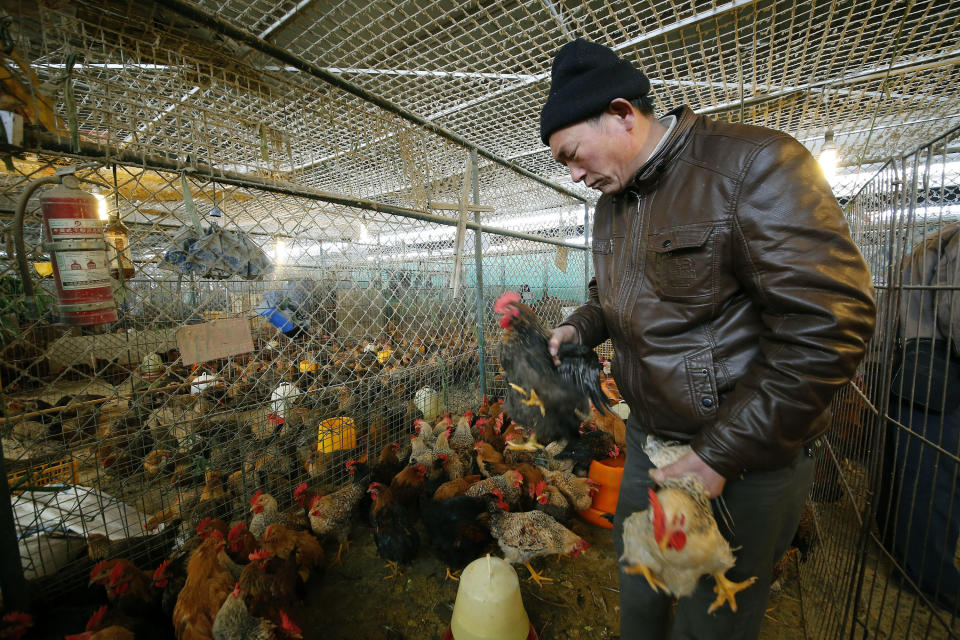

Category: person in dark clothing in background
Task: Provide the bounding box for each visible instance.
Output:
[541,39,876,639]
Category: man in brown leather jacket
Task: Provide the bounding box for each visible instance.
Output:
[541,39,876,639]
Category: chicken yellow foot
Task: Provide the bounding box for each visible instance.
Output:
[383,560,403,580]
[505,433,545,452]
[523,561,553,588]
[622,562,667,594]
[709,571,757,613]
[444,568,461,582]
[332,541,350,566]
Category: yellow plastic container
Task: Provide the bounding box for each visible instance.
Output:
[299,360,321,373]
[317,417,357,454]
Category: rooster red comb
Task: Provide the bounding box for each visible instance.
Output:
[196,516,213,535]
[249,489,263,506]
[85,605,107,631]
[228,521,246,540]
[493,291,522,314]
[293,482,308,498]
[248,550,271,562]
[153,560,170,581]
[280,611,302,636]
[108,561,125,584]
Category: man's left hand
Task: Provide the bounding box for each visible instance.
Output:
[649,451,726,498]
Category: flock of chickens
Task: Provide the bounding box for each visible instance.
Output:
[0,397,621,640]
[0,290,786,640]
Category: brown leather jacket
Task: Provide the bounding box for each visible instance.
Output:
[561,106,876,478]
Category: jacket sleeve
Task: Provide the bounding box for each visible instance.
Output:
[692,134,877,478]
[558,276,609,348]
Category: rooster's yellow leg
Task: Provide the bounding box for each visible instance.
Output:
[622,562,667,593]
[505,433,545,452]
[445,567,461,582]
[708,572,757,613]
[523,561,553,587]
[332,541,350,566]
[520,389,546,416]
[509,383,528,397]
[383,560,402,580]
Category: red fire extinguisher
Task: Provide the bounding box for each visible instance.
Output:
[14,167,118,326]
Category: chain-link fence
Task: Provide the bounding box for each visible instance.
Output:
[0,151,589,603]
[800,124,960,640]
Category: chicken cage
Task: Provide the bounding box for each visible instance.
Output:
[0,0,958,638]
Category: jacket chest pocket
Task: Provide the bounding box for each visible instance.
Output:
[647,224,718,303]
[592,233,623,297]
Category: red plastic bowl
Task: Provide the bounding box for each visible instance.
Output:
[442,623,538,640]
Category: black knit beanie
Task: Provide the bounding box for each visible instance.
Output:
[540,38,651,145]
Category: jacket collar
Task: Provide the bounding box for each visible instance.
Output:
[628,106,698,194]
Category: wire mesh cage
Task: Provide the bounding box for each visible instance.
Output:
[799,124,960,640]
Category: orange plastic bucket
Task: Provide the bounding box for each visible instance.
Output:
[579,452,626,529]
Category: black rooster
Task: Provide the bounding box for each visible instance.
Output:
[493,291,610,449]
[419,493,492,581]
[368,482,420,579]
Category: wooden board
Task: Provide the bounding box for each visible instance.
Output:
[177,317,254,365]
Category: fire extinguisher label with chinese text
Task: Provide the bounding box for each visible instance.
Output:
[55,251,112,289]
[47,217,105,239]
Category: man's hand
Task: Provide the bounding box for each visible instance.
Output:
[649,451,726,498]
[548,325,579,366]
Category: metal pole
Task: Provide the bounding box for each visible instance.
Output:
[471,150,486,398]
[0,369,29,610]
[583,203,591,299]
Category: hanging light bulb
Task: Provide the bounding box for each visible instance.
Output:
[818,130,838,182]
[93,192,109,221]
[273,238,290,265]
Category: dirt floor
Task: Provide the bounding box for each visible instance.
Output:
[297,513,809,640]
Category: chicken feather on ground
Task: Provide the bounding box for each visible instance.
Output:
[484,491,589,587]
[619,473,757,614]
[493,291,611,450]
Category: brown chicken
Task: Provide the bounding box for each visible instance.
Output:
[433,474,484,501]
[619,477,757,613]
[259,524,324,582]
[389,463,428,506]
[477,415,505,453]
[227,522,260,563]
[590,405,626,450]
[485,490,589,587]
[307,461,370,563]
[474,441,503,476]
[172,533,236,640]
[370,441,403,485]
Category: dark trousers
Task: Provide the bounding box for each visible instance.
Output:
[613,421,815,640]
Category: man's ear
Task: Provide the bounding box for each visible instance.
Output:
[607,98,636,132]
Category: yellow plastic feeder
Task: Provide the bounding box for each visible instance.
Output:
[317,417,357,454]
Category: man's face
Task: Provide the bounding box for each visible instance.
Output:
[549,114,632,195]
